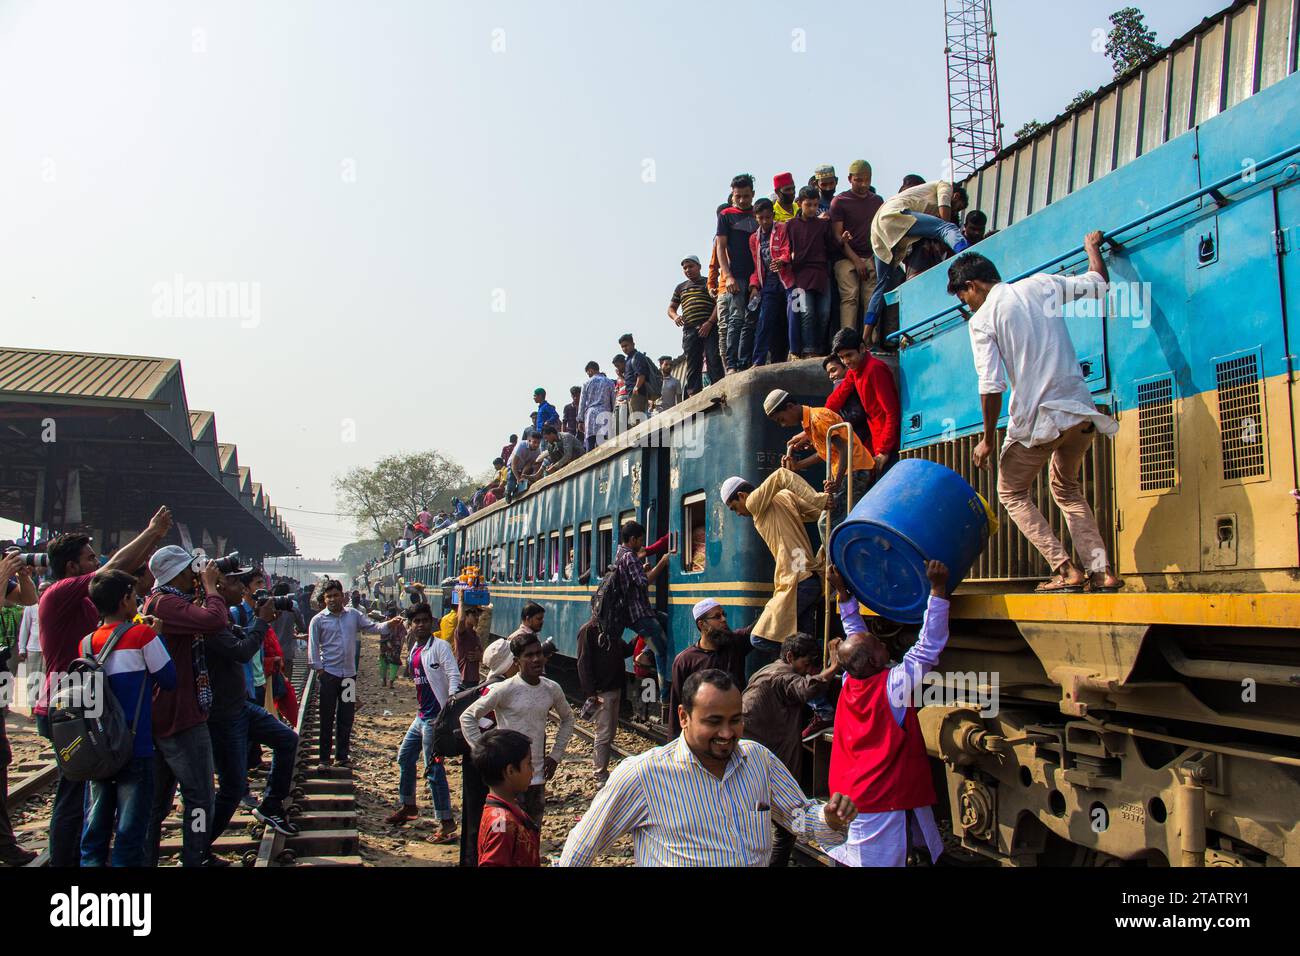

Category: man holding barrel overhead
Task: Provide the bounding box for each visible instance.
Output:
[722,469,831,674]
[947,231,1124,594]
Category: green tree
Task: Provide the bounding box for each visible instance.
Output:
[333,450,475,539]
[1014,119,1044,141]
[338,538,383,579]
[1106,7,1161,78]
[1068,89,1095,110]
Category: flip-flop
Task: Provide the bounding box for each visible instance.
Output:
[1034,579,1085,594]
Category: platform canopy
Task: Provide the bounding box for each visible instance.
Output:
[0,347,296,559]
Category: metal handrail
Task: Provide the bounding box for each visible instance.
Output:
[821,421,856,665]
[886,139,1300,344]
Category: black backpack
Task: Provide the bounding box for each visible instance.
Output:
[49,623,148,783]
[590,568,632,641]
[431,679,492,758]
[637,351,663,400]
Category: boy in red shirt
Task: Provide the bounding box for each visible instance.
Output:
[474,728,540,867]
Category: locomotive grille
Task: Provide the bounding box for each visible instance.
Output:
[901,425,1115,582]
[1215,354,1266,480]
[1136,377,1176,492]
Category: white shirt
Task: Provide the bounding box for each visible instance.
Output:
[418,636,461,708]
[461,673,574,786]
[18,604,40,654]
[558,737,845,867]
[968,271,1118,449]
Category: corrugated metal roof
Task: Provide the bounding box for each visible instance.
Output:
[0,347,177,404]
[189,410,214,441]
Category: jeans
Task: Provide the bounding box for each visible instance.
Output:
[628,613,671,699]
[866,213,964,326]
[317,671,355,764]
[81,755,153,867]
[787,287,831,357]
[209,702,299,841]
[397,716,453,820]
[148,723,215,868]
[459,755,488,867]
[718,290,754,370]
[506,471,529,501]
[752,273,792,366]
[35,712,87,868]
[681,322,724,396]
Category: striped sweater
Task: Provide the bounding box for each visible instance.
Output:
[86,623,177,758]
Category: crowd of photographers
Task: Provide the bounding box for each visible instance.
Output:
[0,505,328,867]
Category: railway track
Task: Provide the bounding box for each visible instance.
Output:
[7,654,363,868]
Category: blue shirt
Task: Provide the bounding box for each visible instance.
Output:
[308,606,390,679]
[535,401,560,432]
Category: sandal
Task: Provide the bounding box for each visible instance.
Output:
[430,831,458,845]
[1034,577,1084,594]
[1084,577,1126,594]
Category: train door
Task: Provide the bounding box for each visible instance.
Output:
[1275,180,1300,566]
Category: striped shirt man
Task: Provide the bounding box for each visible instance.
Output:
[557,736,846,866]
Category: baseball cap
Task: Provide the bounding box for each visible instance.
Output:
[681,255,701,267]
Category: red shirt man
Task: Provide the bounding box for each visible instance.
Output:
[826,329,900,460]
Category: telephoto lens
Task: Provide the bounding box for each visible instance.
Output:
[19,553,50,569]
[210,552,244,574]
[254,589,296,612]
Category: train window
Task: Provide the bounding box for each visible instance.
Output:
[562,527,574,580]
[508,542,517,582]
[525,539,535,582]
[548,532,560,582]
[578,522,592,579]
[597,517,614,574]
[535,534,546,580]
[683,492,706,573]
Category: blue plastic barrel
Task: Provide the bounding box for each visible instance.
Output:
[828,459,991,624]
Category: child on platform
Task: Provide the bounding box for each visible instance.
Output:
[474,728,540,867]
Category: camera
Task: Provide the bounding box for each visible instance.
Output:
[254,590,296,612]
[191,551,243,574]
[4,548,50,569]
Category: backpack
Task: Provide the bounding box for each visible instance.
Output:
[590,568,631,643]
[431,679,492,757]
[48,623,148,783]
[638,352,663,400]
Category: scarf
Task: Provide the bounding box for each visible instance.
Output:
[151,584,213,713]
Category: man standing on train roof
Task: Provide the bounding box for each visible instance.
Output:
[533,388,560,434]
[827,327,901,485]
[578,360,617,452]
[948,230,1124,593]
[721,469,831,673]
[828,561,949,867]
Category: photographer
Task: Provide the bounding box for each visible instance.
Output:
[36,506,173,868]
[142,544,228,868]
[270,581,299,676]
[205,573,300,852]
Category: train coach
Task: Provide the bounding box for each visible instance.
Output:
[365,0,1300,868]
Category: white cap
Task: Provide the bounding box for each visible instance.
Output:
[720,476,747,506]
[692,597,722,621]
[762,388,791,416]
[148,545,192,586]
[483,638,514,678]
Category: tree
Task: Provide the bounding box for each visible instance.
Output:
[333,450,475,540]
[1106,7,1161,78]
[1014,119,1044,141]
[338,539,383,579]
[1068,89,1095,110]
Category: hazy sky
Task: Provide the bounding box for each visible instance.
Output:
[0,0,1225,558]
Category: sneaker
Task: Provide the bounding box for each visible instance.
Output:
[385,805,419,826]
[254,804,301,837]
[336,757,352,769]
[801,716,833,741]
[240,793,259,809]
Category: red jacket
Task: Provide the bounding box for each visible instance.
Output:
[826,354,900,456]
[478,795,541,866]
[749,223,794,292]
[829,668,936,813]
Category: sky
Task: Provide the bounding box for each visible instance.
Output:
[0,0,1227,558]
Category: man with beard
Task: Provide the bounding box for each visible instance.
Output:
[557,669,856,867]
[666,598,752,738]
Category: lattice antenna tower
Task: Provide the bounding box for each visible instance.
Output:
[945,0,1003,178]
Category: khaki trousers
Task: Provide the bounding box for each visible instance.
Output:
[997,422,1109,573]
[834,258,877,330]
[593,687,622,777]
